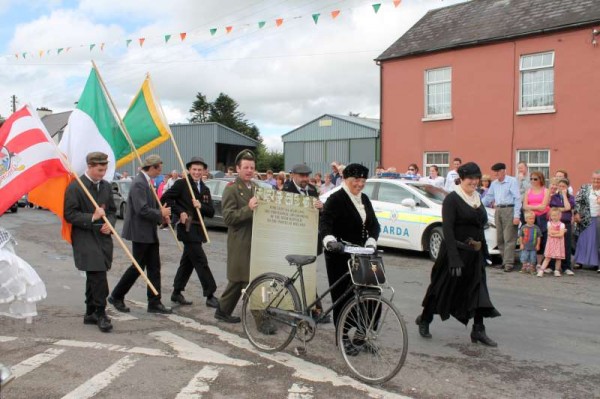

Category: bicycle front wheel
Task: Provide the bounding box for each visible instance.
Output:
[242,273,301,353]
[337,293,408,384]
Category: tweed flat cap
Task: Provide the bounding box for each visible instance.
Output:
[291,164,312,174]
[343,163,369,179]
[86,152,109,165]
[491,162,506,171]
[143,154,162,167]
[186,156,207,169]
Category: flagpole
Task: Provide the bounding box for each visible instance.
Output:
[146,73,210,244]
[52,145,159,296]
[91,61,182,251]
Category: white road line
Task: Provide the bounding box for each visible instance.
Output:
[175,365,222,399]
[165,314,410,399]
[11,348,66,379]
[52,339,172,358]
[150,331,253,367]
[0,336,17,342]
[106,309,138,321]
[61,355,138,399]
[288,382,314,398]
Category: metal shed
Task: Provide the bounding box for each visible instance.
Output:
[118,122,258,175]
[281,114,380,176]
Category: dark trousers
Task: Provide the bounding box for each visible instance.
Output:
[218,281,247,315]
[85,271,108,315]
[324,253,353,329]
[174,242,216,297]
[111,242,162,304]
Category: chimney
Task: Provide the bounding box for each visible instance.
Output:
[36,107,53,119]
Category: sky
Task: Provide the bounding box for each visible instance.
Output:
[0,0,465,151]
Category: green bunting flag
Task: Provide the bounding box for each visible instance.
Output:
[22,52,27,58]
[89,44,95,51]
[126,39,132,47]
[312,13,320,24]
[210,28,217,36]
[258,21,266,29]
[164,34,171,43]
[57,48,63,54]
[372,3,381,13]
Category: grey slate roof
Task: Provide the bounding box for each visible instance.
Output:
[41,111,71,138]
[377,0,600,61]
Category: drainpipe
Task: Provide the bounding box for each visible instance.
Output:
[511,41,517,175]
[377,60,383,169]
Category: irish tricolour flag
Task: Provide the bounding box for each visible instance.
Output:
[58,68,129,181]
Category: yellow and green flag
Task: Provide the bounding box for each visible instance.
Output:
[119,75,171,167]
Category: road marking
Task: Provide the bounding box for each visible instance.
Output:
[288,382,314,398]
[164,313,410,399]
[0,336,17,342]
[175,365,221,399]
[61,355,138,399]
[106,308,138,321]
[150,331,253,367]
[53,339,172,358]
[11,348,65,378]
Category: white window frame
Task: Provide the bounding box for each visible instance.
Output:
[518,51,555,114]
[517,149,551,181]
[423,67,452,121]
[423,151,450,177]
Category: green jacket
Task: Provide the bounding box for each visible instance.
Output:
[222,177,256,282]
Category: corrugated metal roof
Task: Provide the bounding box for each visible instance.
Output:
[170,122,259,146]
[41,111,71,137]
[282,114,380,142]
[377,0,600,61]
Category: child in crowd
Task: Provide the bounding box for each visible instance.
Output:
[519,211,542,274]
[537,208,566,277]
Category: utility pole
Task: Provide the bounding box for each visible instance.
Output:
[11,95,18,113]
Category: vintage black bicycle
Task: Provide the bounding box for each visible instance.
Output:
[241,244,407,384]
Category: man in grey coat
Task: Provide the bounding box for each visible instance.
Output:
[64,152,117,332]
[109,155,172,314]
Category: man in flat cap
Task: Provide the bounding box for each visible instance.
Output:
[161,156,218,308]
[283,163,330,323]
[109,154,173,313]
[64,152,117,332]
[482,162,522,272]
[215,149,258,323]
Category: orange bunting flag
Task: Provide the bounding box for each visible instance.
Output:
[14,54,18,59]
[39,50,43,57]
[180,32,187,41]
[331,10,340,19]
[393,0,401,7]
[226,26,233,34]
[275,18,283,27]
[139,38,145,47]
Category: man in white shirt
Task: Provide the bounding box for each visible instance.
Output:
[164,170,180,192]
[444,158,462,192]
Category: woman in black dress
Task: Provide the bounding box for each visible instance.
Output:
[416,162,500,346]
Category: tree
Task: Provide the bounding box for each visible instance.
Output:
[255,143,284,172]
[189,92,211,123]
[188,92,261,142]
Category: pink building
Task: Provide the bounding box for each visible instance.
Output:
[377,0,600,189]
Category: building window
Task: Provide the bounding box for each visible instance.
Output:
[517,150,550,180]
[424,152,449,177]
[424,67,451,118]
[520,52,554,111]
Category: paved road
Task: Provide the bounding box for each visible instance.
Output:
[1,208,599,398]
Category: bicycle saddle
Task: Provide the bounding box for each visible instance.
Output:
[285,255,316,267]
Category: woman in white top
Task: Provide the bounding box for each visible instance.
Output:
[421,165,445,188]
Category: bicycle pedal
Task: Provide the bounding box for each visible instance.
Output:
[294,346,307,356]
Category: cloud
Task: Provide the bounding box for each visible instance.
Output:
[1,0,466,149]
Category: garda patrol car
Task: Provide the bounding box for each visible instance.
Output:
[320,178,499,261]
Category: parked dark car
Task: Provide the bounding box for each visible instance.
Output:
[1,202,18,215]
[111,180,131,219]
[203,178,273,228]
[18,194,29,207]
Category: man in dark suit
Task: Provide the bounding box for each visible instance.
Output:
[64,152,117,332]
[282,163,331,323]
[161,156,218,308]
[109,154,172,314]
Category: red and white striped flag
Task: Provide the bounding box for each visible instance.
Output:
[0,105,70,215]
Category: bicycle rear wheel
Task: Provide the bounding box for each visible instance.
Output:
[242,273,301,352]
[337,293,407,384]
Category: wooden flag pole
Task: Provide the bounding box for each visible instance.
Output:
[91,61,182,251]
[146,73,210,244]
[53,147,158,296]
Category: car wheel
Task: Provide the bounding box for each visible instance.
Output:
[428,227,444,261]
